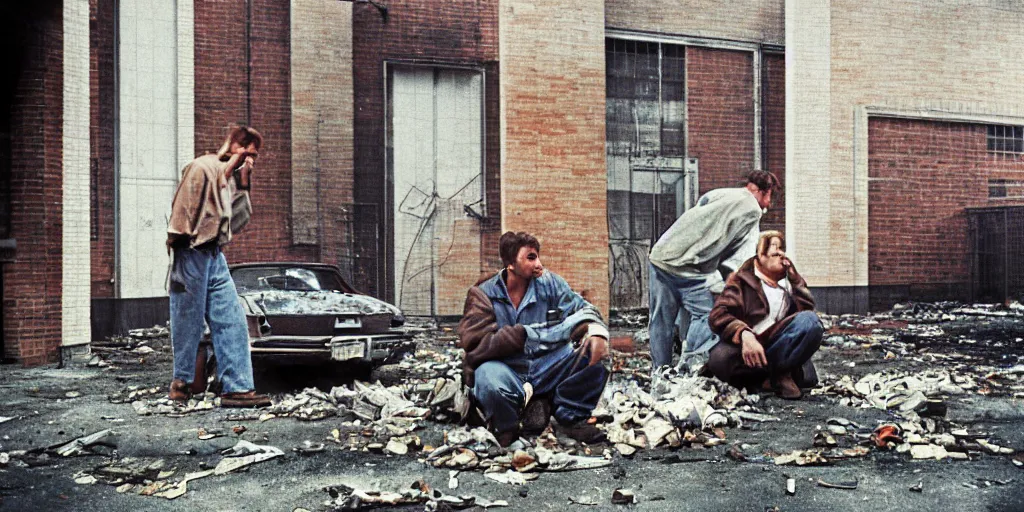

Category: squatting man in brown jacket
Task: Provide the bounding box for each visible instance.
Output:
[457,232,611,447]
[165,125,271,408]
[705,231,823,399]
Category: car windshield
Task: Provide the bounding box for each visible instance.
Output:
[232,266,355,294]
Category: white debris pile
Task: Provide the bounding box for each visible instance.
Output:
[71,441,284,499]
[595,368,758,450]
[424,426,612,478]
[868,421,1017,462]
[130,394,217,416]
[323,480,508,510]
[822,370,972,412]
[128,324,170,339]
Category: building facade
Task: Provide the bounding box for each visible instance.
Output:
[2,0,1022,365]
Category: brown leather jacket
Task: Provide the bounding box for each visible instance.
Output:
[456,286,526,387]
[709,257,815,346]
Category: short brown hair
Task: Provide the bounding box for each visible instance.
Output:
[499,231,540,267]
[746,169,780,192]
[756,230,785,257]
[216,124,263,159]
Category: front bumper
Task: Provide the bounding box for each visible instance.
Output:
[249,331,415,364]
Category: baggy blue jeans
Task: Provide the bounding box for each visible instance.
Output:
[170,245,255,393]
[472,343,608,434]
[705,310,824,388]
[648,262,718,369]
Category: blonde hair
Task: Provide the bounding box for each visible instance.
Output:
[756,230,785,257]
[216,124,263,159]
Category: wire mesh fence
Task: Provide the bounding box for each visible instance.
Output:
[968,206,1024,303]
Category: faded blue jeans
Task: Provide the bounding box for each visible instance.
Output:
[170,245,254,393]
[473,343,608,434]
[648,262,718,369]
[705,310,823,388]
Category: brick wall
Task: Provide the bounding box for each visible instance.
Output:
[686,47,755,196]
[4,1,64,364]
[194,0,316,265]
[762,51,785,232]
[352,0,500,301]
[89,0,115,298]
[868,118,1024,293]
[499,0,609,316]
[606,0,784,46]
[788,0,1024,289]
[290,0,353,269]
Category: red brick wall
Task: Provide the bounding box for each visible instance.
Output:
[352,0,499,300]
[4,2,64,365]
[194,0,316,265]
[686,47,755,196]
[90,0,115,298]
[762,51,785,231]
[868,117,1024,288]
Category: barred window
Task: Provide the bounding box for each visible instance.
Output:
[987,125,1023,154]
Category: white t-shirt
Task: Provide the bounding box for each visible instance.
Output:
[751,267,791,335]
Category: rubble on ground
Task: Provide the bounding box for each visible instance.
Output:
[323,480,508,510]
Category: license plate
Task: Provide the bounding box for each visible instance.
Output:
[331,342,365,361]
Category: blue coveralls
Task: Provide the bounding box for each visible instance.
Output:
[472,271,609,433]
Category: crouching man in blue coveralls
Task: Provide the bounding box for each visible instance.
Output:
[457,232,610,447]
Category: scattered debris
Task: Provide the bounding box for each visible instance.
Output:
[611,488,636,504]
[323,481,508,510]
[214,440,284,475]
[785,478,796,496]
[816,478,859,490]
[50,429,116,457]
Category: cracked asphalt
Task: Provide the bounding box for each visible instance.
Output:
[1,309,1023,511]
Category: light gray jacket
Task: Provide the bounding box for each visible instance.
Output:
[648,187,762,284]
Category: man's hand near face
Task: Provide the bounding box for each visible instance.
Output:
[224,147,256,189]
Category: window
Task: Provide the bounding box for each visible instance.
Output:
[987,125,1023,154]
[989,178,1024,200]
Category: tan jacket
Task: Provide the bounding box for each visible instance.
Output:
[167,154,251,248]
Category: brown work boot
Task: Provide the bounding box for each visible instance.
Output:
[772,373,802,400]
[553,417,607,444]
[168,379,191,402]
[219,391,272,408]
[496,429,521,448]
[521,396,552,433]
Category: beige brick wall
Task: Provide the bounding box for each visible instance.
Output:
[606,0,784,45]
[499,0,610,316]
[784,0,831,283]
[787,0,1024,287]
[176,1,195,172]
[63,0,91,346]
[290,0,354,245]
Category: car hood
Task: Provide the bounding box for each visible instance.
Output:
[240,289,402,318]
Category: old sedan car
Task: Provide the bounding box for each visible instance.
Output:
[227,262,415,366]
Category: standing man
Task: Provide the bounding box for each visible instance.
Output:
[647,170,779,371]
[706,231,822,399]
[457,232,610,447]
[166,125,270,408]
